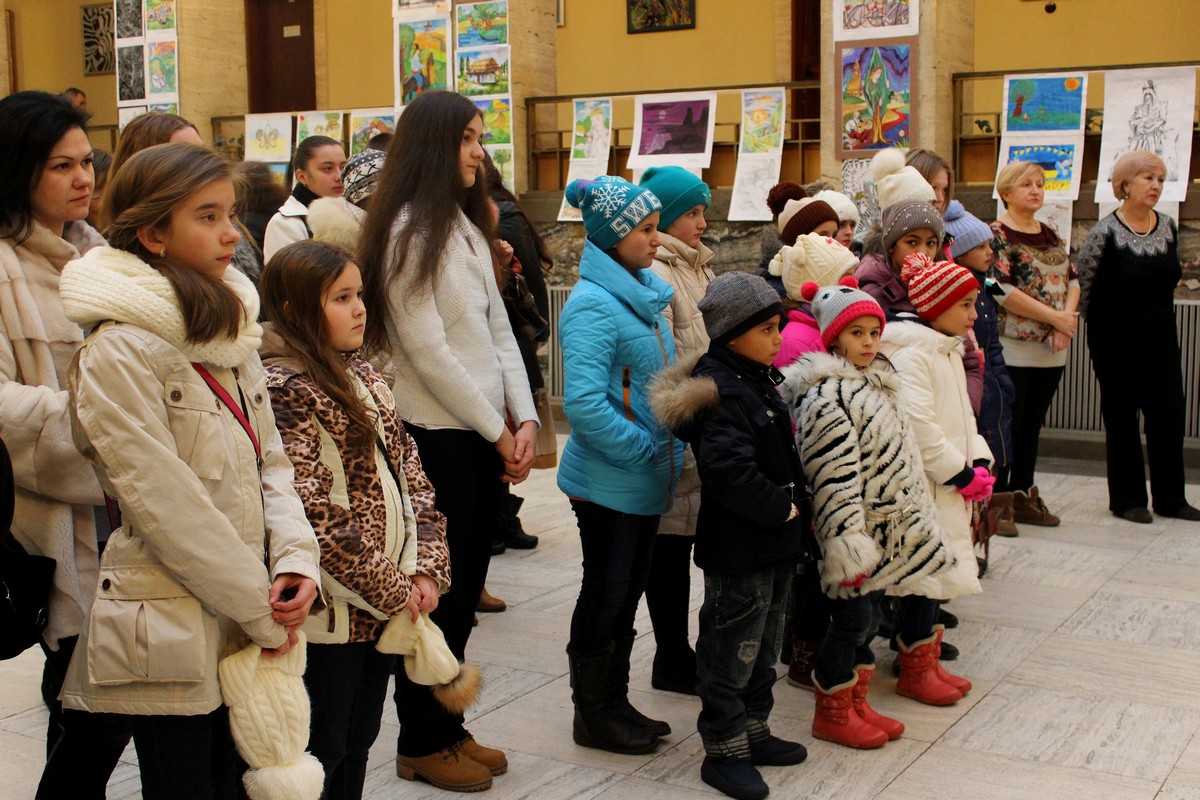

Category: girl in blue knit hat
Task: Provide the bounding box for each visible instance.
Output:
[558,175,684,756]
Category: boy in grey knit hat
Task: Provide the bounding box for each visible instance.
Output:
[651,271,811,800]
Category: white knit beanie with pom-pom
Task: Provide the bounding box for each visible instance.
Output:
[218,632,325,800]
[871,148,935,211]
[768,233,860,301]
[377,612,481,715]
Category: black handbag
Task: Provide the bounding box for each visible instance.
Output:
[0,438,56,660]
[502,266,548,342]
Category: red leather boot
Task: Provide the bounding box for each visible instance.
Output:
[896,632,963,706]
[932,625,971,696]
[852,664,904,740]
[812,674,888,749]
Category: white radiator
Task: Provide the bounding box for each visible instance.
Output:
[547,286,1200,441]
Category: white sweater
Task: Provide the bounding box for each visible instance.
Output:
[384,209,537,441]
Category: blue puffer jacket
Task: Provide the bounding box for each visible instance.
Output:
[974,278,1015,468]
[557,240,684,515]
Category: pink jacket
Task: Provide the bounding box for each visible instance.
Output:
[774,308,824,369]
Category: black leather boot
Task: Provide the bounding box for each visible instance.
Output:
[610,632,670,737]
[568,645,659,754]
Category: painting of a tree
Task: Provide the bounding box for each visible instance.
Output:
[1009,79,1036,120]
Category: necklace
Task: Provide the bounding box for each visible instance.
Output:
[1000,213,1040,234]
[1116,209,1154,238]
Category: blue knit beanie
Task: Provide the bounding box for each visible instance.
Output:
[565,176,662,251]
[638,166,711,232]
[943,200,993,259]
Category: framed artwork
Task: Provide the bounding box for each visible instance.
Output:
[455,45,510,98]
[349,107,397,155]
[396,15,449,106]
[456,2,507,48]
[82,4,115,75]
[627,91,717,169]
[627,0,695,34]
[1001,72,1087,134]
[836,37,916,159]
[833,0,918,41]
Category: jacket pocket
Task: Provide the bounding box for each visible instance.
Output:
[86,564,207,686]
[164,378,226,481]
[621,367,634,421]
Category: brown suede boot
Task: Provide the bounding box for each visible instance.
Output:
[812,674,888,749]
[786,639,820,690]
[395,743,493,792]
[458,733,508,776]
[1012,486,1059,527]
[895,632,963,706]
[852,664,904,740]
[477,586,507,613]
[990,492,1019,536]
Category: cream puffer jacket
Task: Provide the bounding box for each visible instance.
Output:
[58,246,321,716]
[648,232,714,536]
[879,318,992,601]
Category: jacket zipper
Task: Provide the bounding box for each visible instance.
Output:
[653,323,677,514]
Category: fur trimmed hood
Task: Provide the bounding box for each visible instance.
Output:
[648,352,712,437]
[308,196,365,253]
[781,351,900,407]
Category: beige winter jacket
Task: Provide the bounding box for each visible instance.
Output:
[58,246,321,716]
[0,220,107,649]
[648,233,714,536]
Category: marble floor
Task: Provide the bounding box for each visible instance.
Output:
[4,447,1200,799]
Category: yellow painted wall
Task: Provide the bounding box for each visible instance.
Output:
[555,0,780,95]
[973,0,1200,71]
[7,0,118,127]
[320,0,394,110]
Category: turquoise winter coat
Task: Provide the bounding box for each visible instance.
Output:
[557,240,684,515]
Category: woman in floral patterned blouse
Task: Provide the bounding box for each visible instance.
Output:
[988,161,1080,528]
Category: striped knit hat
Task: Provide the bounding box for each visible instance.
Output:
[801,275,886,348]
[899,253,980,321]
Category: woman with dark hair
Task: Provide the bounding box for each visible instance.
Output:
[359,91,537,792]
[0,90,131,799]
[232,160,289,254]
[85,148,112,231]
[110,110,202,176]
[264,135,347,261]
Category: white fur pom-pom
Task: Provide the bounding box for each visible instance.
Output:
[242,753,326,800]
[870,147,906,182]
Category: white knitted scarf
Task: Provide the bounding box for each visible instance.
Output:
[59,246,263,367]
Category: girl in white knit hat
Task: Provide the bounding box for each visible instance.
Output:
[58,143,323,799]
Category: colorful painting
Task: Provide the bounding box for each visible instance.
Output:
[473,97,512,145]
[740,88,786,154]
[457,2,507,48]
[627,91,717,169]
[349,108,397,155]
[148,102,178,114]
[455,45,510,98]
[396,16,449,106]
[115,0,142,39]
[244,112,294,163]
[267,162,290,190]
[117,44,145,102]
[297,111,345,142]
[571,98,612,161]
[485,144,514,191]
[82,4,115,75]
[627,0,695,34]
[145,0,176,31]
[1002,73,1087,134]
[994,136,1084,200]
[837,38,916,159]
[147,40,177,96]
[833,0,919,41]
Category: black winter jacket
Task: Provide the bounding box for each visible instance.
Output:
[651,345,813,575]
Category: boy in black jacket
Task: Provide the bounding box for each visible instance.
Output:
[651,272,812,800]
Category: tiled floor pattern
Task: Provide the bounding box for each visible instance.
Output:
[4,447,1199,799]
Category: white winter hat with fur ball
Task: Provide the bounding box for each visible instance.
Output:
[768,233,860,301]
[813,189,861,224]
[871,148,935,210]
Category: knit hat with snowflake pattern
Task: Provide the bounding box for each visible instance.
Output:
[565,175,662,251]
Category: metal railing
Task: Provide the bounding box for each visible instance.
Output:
[547,283,1200,441]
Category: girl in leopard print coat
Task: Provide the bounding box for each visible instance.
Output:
[259,240,450,799]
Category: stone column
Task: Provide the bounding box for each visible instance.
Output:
[820,0,975,186]
[508,0,556,195]
[178,0,248,142]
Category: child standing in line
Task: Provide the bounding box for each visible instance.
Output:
[878,255,993,706]
[259,240,458,799]
[652,273,810,800]
[783,277,955,748]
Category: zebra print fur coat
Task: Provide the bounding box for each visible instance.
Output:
[781,352,954,599]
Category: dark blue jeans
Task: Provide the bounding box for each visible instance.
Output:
[305,642,396,800]
[813,590,885,689]
[897,594,940,646]
[696,565,793,758]
[568,499,660,653]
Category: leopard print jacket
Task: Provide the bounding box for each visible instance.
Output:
[266,356,450,643]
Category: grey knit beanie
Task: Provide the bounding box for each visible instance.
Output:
[882,200,945,254]
[698,272,783,344]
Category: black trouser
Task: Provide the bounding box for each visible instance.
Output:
[305,642,395,800]
[393,425,503,757]
[644,532,693,658]
[996,365,1064,493]
[567,500,659,654]
[790,561,833,642]
[1091,345,1188,514]
[36,635,133,800]
[131,706,246,800]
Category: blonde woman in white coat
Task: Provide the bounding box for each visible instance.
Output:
[59,143,321,800]
[638,166,713,694]
[879,254,990,707]
[0,91,137,799]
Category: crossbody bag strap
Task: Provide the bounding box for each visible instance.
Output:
[191,363,262,467]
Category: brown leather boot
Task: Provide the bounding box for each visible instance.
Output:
[1012,486,1059,527]
[395,743,493,792]
[786,639,821,690]
[812,673,888,749]
[852,664,904,740]
[895,632,963,706]
[990,492,1019,536]
[458,733,508,776]
[477,586,507,613]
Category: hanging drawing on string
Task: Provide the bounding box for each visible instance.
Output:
[1095,66,1196,203]
[627,91,717,169]
[837,38,916,158]
[571,98,612,162]
[740,87,786,155]
[1001,72,1087,134]
[833,0,918,42]
[244,113,294,163]
[993,136,1085,200]
[728,153,783,222]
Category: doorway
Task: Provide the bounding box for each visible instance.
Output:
[245,0,316,113]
